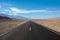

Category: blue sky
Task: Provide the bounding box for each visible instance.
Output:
[0,0,60,19]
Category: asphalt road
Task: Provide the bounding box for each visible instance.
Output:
[3,21,60,40]
[30,21,60,40]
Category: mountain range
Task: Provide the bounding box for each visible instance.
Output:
[0,16,11,19]
[0,13,60,20]
[0,13,28,20]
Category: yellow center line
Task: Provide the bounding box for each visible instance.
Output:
[29,26,31,31]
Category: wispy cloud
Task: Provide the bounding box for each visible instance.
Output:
[0,4,60,16]
[10,7,54,13]
[10,7,22,13]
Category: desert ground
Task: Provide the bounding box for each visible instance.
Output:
[32,19,60,33]
[0,21,60,40]
[0,19,60,40]
[0,19,27,34]
[0,19,60,35]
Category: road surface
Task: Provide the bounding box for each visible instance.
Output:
[1,21,60,40]
[30,21,60,40]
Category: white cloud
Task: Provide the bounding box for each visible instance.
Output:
[10,7,54,13]
[0,4,60,16]
[21,10,51,13]
[9,7,60,16]
[10,8,20,13]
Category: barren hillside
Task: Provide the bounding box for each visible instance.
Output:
[33,19,60,33]
[0,19,27,34]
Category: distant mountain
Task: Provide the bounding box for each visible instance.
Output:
[45,17,60,20]
[0,16,10,19]
[0,13,11,19]
[8,15,29,20]
[0,13,8,17]
[0,13,29,20]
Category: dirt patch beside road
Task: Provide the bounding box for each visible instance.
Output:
[0,19,26,34]
[32,20,60,33]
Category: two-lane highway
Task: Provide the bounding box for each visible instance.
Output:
[2,21,60,40]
